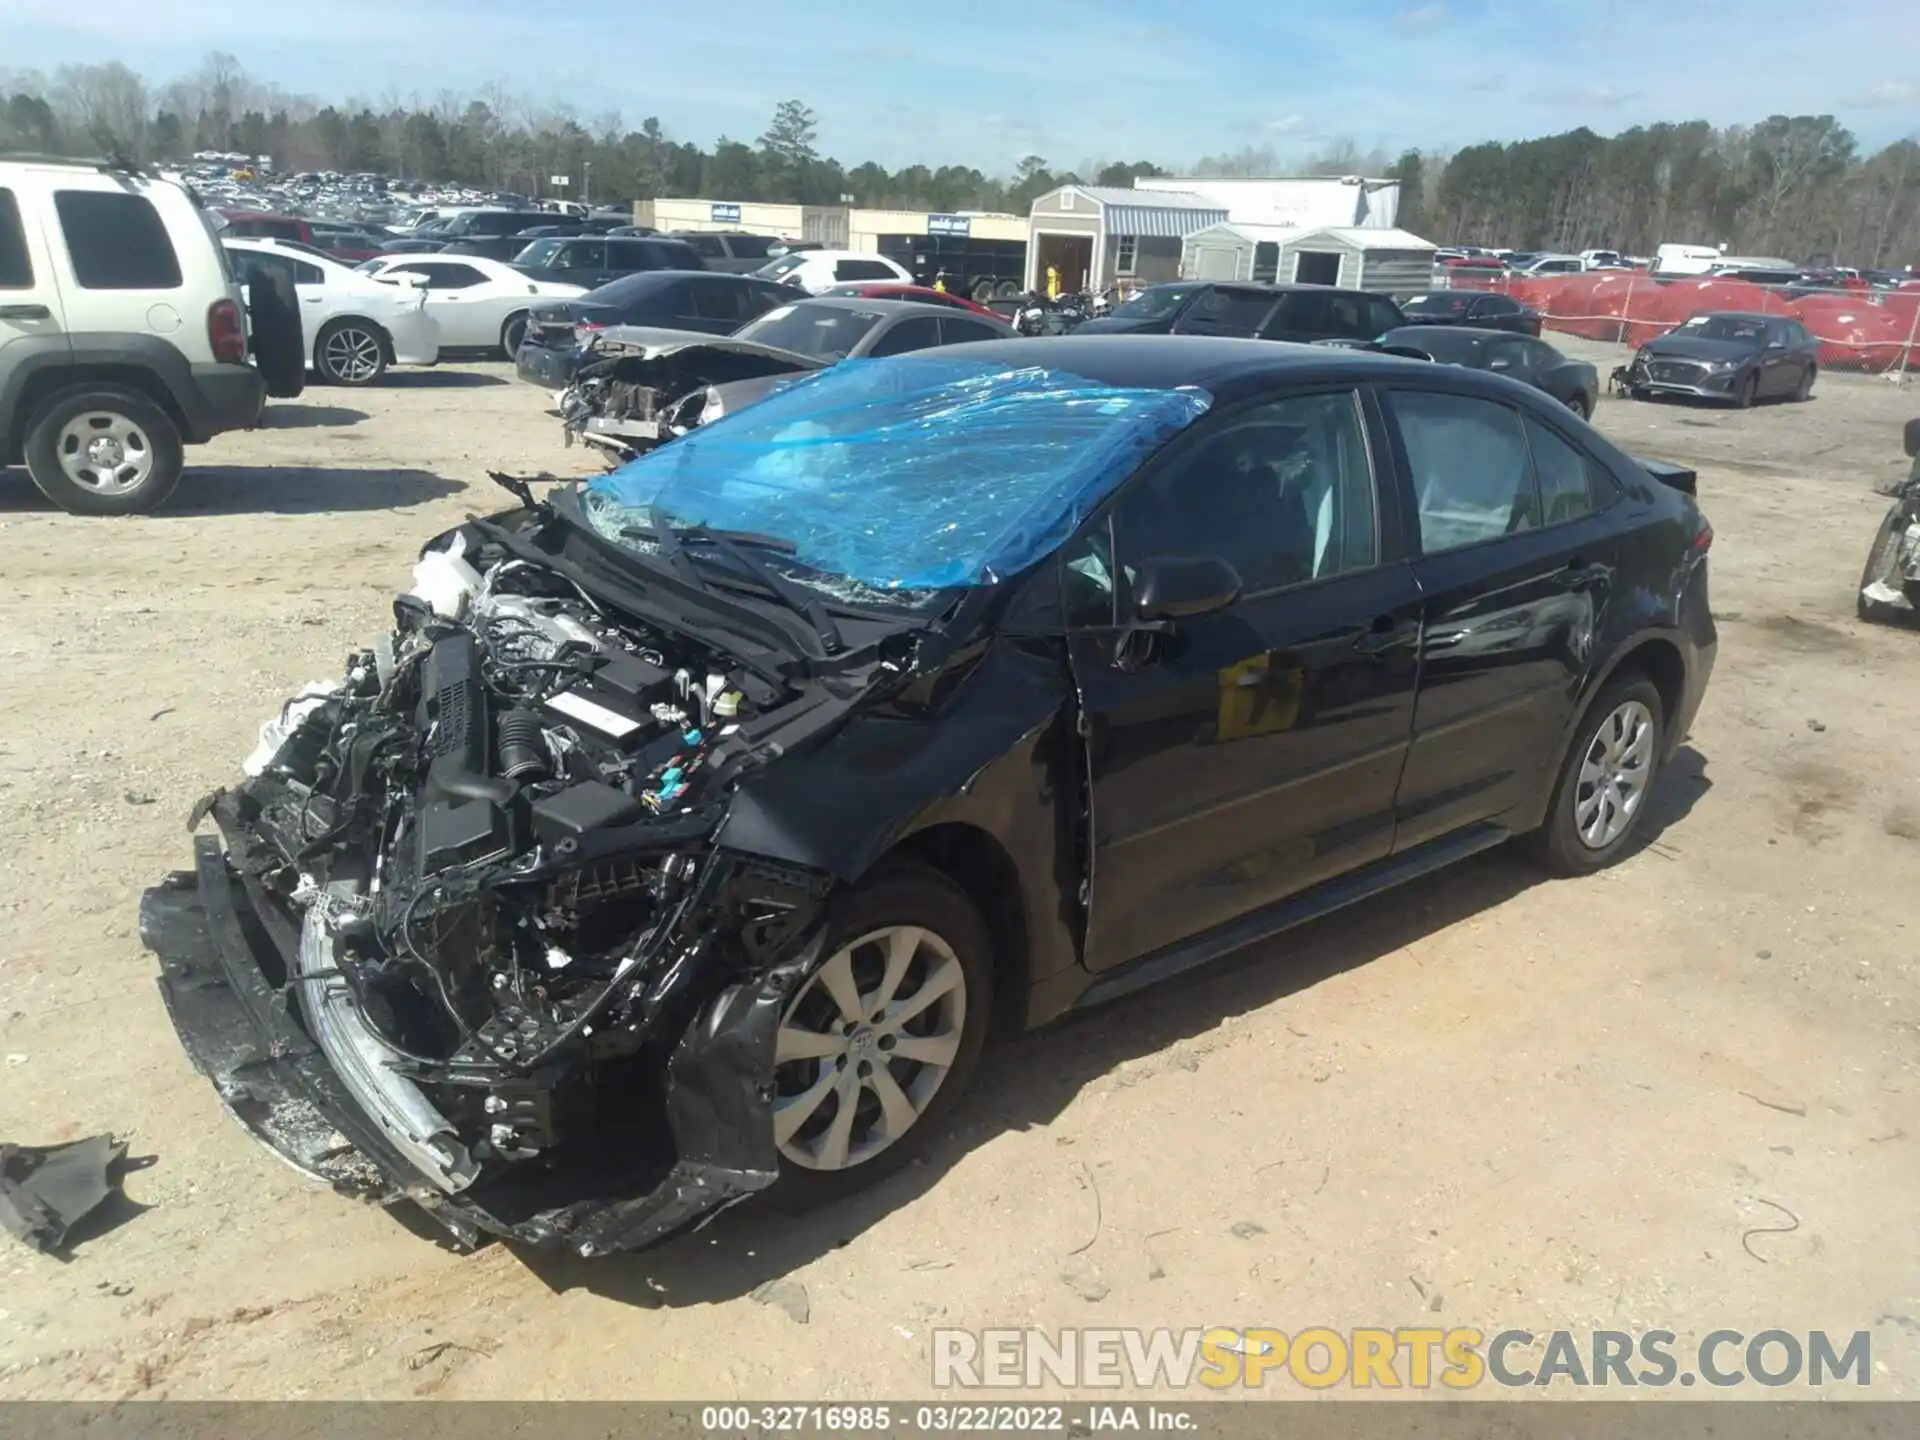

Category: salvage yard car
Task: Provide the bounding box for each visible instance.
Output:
[1623,312,1819,407]
[224,238,440,386]
[1378,325,1600,418]
[515,272,796,388]
[141,337,1716,1256]
[357,253,586,357]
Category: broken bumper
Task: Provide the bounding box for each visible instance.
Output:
[140,837,809,1256]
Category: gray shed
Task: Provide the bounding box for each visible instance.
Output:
[1181,223,1306,282]
[1027,185,1227,293]
[1274,227,1438,295]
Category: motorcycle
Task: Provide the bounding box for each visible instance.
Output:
[1857,417,1920,622]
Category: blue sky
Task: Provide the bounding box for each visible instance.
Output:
[6,0,1918,172]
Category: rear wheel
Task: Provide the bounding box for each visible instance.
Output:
[499,311,529,358]
[314,319,388,385]
[1565,391,1593,420]
[768,862,993,1211]
[1858,506,1908,622]
[1523,674,1665,875]
[22,388,185,515]
[995,280,1022,299]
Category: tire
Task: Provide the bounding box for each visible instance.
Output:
[1732,371,1758,409]
[1857,505,1907,622]
[995,280,1022,300]
[1565,391,1593,420]
[313,319,388,385]
[1793,364,1816,402]
[22,388,185,516]
[767,861,994,1212]
[243,263,306,399]
[1522,673,1665,876]
[499,311,529,359]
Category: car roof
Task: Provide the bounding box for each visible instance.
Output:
[783,297,959,320]
[1390,324,1539,341]
[1687,311,1784,323]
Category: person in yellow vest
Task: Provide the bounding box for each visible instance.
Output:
[1046,264,1060,300]
[932,270,948,294]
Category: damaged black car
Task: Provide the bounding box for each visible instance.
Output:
[141,338,1716,1257]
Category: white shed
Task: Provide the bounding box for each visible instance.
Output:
[1276,227,1438,295]
[1181,223,1306,282]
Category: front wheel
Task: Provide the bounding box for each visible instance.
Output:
[1523,675,1665,875]
[1732,372,1758,409]
[22,388,185,515]
[1857,504,1910,622]
[314,319,388,385]
[1793,364,1816,402]
[1565,391,1593,420]
[768,862,993,1211]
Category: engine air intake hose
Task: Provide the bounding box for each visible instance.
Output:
[496,708,549,780]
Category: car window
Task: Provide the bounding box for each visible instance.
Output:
[726,235,774,259]
[678,233,726,258]
[1525,416,1603,526]
[835,259,900,281]
[939,317,1002,345]
[1323,293,1370,339]
[1391,391,1540,554]
[292,258,326,286]
[654,241,703,270]
[1519,339,1561,373]
[0,188,31,288]
[689,277,752,323]
[54,190,182,289]
[1178,287,1279,336]
[1485,338,1537,377]
[230,248,296,289]
[560,240,607,270]
[747,281,795,315]
[1473,294,1518,316]
[866,315,944,356]
[1109,389,1379,595]
[739,303,884,360]
[1365,297,1405,336]
[1262,290,1328,337]
[418,262,488,289]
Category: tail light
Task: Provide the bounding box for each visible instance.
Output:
[1691,518,1714,553]
[572,320,606,343]
[208,298,246,363]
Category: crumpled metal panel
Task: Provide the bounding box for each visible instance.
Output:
[582,355,1211,593]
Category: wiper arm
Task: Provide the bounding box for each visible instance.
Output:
[679,525,843,656]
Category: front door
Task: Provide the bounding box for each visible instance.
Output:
[0,180,69,377]
[1065,387,1423,970]
[1380,388,1621,849]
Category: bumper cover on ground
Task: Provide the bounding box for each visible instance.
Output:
[139,836,798,1256]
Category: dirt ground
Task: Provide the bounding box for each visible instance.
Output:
[2,342,1918,1402]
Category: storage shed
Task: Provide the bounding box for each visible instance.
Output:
[1026,185,1228,293]
[1181,223,1304,282]
[1271,227,1438,294]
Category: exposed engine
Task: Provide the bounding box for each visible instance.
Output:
[224,530,803,1194]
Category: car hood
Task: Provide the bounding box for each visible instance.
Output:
[1639,335,1761,363]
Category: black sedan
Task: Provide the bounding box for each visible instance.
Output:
[143,336,1714,1256]
[1380,325,1600,418]
[1625,312,1820,407]
[1398,289,1543,336]
[515,271,796,387]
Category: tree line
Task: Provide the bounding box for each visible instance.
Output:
[2,54,1914,265]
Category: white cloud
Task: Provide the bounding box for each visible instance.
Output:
[1527,83,1643,108]
[1266,115,1309,133]
[1393,3,1453,34]
[1857,80,1920,108]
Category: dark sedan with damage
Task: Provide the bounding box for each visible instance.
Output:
[1380,325,1601,419]
[1624,312,1820,407]
[141,338,1716,1256]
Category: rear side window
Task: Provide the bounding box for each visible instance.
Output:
[1391,391,1540,553]
[681,234,726,258]
[940,317,1002,344]
[1178,287,1278,335]
[1525,416,1610,524]
[689,278,753,322]
[1365,297,1404,336]
[55,190,183,289]
[1261,291,1326,336]
[834,259,899,281]
[867,315,944,356]
[726,234,774,259]
[654,242,703,270]
[0,188,32,288]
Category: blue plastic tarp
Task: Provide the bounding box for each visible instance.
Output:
[581,355,1211,593]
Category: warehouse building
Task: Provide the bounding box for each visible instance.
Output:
[1181,223,1437,293]
[1134,174,1402,231]
[1025,185,1228,293]
[635,198,850,248]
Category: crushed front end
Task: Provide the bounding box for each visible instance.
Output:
[140,524,837,1255]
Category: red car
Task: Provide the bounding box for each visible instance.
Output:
[214,210,316,246]
[819,283,1001,319]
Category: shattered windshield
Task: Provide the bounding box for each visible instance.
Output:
[580,355,1212,605]
[737,304,883,361]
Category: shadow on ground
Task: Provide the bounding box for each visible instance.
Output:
[515,751,1710,1306]
[257,403,369,429]
[381,369,510,389]
[162,466,465,515]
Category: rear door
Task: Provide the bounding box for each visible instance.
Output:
[0,178,69,420]
[1064,385,1423,968]
[1380,387,1621,850]
[388,260,493,347]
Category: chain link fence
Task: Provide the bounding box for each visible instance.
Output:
[1436,268,1920,381]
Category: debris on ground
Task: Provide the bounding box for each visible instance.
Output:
[751,1278,811,1324]
[0,1134,137,1256]
[1229,1220,1267,1240]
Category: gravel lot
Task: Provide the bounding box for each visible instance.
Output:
[3,343,1919,1401]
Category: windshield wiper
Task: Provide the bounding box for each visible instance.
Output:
[636,506,842,656]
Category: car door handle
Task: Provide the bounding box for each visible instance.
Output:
[1555,557,1602,589]
[1354,615,1417,656]
[303,296,323,304]
[0,303,51,320]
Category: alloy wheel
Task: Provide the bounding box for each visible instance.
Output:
[55,411,154,496]
[321,325,383,383]
[773,925,967,1171]
[1574,699,1655,849]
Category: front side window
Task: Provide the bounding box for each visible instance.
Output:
[1177,287,1279,336]
[866,315,943,356]
[1390,391,1539,554]
[741,304,884,359]
[559,241,607,270]
[1109,390,1379,596]
[55,190,182,289]
[727,234,774,259]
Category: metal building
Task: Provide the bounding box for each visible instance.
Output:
[1134,175,1401,231]
[1026,185,1227,293]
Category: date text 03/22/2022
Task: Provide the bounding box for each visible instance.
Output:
[698,1405,1196,1432]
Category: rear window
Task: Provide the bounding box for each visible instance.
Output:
[54,190,183,289]
[0,188,32,288]
[726,234,774,259]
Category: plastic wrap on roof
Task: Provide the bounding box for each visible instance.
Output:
[583,355,1212,593]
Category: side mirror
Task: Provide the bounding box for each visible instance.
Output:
[1905,417,1920,459]
[1133,555,1242,623]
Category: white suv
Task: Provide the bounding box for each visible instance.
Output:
[1,157,270,513]
[753,248,913,294]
